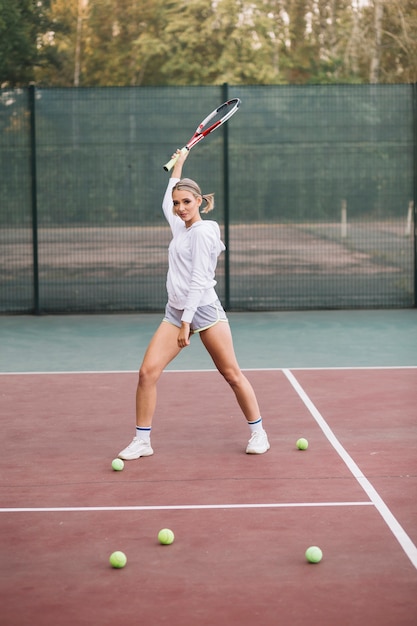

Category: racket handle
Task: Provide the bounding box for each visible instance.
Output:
[163,147,188,172]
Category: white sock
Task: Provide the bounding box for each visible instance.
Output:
[136,426,151,443]
[247,417,264,434]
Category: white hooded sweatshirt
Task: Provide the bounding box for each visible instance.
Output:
[162,177,226,324]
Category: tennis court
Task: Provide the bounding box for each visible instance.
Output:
[0,310,416,625]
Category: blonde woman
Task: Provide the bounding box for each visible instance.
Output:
[118,149,269,460]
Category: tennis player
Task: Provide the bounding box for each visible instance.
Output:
[118,148,270,460]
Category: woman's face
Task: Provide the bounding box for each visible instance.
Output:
[172,189,202,228]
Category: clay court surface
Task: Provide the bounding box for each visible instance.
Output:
[0,311,416,625]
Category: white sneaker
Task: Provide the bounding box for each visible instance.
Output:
[118,437,154,460]
[246,430,270,454]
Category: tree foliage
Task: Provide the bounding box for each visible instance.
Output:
[1,0,416,87]
[0,0,66,86]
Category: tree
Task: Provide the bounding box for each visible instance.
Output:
[351,0,417,84]
[0,0,57,86]
[369,0,383,83]
[27,0,417,86]
[378,0,417,83]
[159,0,265,85]
[33,0,81,86]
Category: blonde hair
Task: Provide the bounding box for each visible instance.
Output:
[172,178,215,214]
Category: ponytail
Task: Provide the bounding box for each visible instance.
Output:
[201,193,215,214]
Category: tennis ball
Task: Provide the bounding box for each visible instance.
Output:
[296,438,309,450]
[109,551,127,568]
[158,528,175,545]
[112,458,124,471]
[305,546,323,563]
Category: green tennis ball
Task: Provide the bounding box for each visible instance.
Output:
[305,546,323,563]
[109,551,127,568]
[158,528,175,545]
[112,458,124,471]
[296,438,309,450]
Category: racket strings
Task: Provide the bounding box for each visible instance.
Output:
[199,101,238,133]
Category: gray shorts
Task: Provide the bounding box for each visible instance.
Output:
[163,299,228,333]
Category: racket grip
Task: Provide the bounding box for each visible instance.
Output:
[163,147,188,172]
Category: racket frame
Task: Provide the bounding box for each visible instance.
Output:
[163,98,241,171]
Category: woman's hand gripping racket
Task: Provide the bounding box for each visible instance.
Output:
[163,98,241,171]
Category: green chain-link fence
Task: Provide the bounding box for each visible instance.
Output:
[0,84,415,313]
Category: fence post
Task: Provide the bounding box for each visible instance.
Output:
[405,200,413,237]
[29,84,40,315]
[222,82,230,310]
[341,199,347,238]
[413,83,417,307]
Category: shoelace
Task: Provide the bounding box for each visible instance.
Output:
[128,437,147,447]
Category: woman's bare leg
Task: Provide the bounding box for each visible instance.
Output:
[199,322,260,421]
[199,321,270,453]
[118,322,181,459]
[136,322,183,426]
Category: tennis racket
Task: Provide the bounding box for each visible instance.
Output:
[163,97,241,171]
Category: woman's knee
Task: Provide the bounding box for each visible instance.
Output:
[138,362,161,386]
[221,367,243,389]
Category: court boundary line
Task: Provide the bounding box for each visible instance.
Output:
[283,368,417,571]
[0,502,374,514]
[0,365,416,376]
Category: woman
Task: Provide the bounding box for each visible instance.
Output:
[118,148,269,460]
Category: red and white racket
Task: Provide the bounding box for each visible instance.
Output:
[163,97,241,171]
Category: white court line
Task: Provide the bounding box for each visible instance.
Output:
[0,366,416,376]
[0,365,416,376]
[0,502,373,514]
[283,368,417,571]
